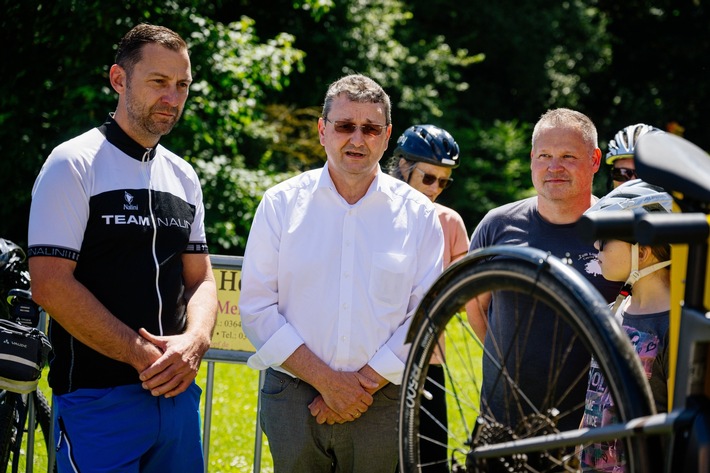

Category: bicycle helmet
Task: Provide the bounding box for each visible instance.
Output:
[605,123,662,165]
[585,179,673,313]
[393,124,460,168]
[586,179,673,215]
[0,238,29,319]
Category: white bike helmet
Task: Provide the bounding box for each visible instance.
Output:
[586,179,673,313]
[606,123,663,165]
[586,179,673,215]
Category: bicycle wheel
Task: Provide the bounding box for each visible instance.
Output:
[31,389,53,454]
[0,389,54,473]
[399,246,664,473]
[0,391,20,471]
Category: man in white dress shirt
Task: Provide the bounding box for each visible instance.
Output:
[239,74,444,472]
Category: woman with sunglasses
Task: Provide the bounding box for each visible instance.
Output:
[579,179,673,471]
[606,123,663,188]
[388,124,468,472]
[389,124,468,267]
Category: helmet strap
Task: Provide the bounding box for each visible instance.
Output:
[610,243,671,313]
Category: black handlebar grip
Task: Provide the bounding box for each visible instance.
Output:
[576,211,637,244]
[635,213,709,245]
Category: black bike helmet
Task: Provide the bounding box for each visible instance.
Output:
[393,124,460,168]
[606,123,662,165]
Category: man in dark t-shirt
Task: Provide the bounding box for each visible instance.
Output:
[468,108,622,432]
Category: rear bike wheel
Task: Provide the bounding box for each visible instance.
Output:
[399,246,664,473]
[0,390,20,472]
[31,389,53,455]
[0,389,54,473]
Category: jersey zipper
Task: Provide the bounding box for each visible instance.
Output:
[142,149,164,336]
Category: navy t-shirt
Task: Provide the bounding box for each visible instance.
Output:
[469,197,623,431]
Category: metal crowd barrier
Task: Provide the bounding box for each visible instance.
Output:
[201,349,264,473]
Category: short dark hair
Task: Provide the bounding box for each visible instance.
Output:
[322,74,391,125]
[115,24,188,75]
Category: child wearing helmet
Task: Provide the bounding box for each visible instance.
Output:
[579,179,672,471]
[606,123,663,189]
[387,124,468,472]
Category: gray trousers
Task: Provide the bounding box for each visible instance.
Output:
[260,368,400,473]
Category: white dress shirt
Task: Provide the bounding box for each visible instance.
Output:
[239,163,444,385]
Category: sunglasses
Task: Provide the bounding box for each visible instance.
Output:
[413,167,453,189]
[324,118,386,136]
[611,167,637,182]
[597,239,607,251]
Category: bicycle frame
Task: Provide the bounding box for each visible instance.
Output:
[610,132,710,471]
[671,246,710,411]
[0,242,54,473]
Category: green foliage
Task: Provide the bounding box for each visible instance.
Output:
[195,157,294,252]
[219,0,481,145]
[258,105,325,171]
[173,15,308,252]
[2,0,709,257]
[404,0,611,124]
[180,15,306,161]
[293,0,335,21]
[585,0,710,150]
[336,0,482,126]
[0,1,306,255]
[439,120,534,230]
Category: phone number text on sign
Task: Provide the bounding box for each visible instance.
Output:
[211,267,255,352]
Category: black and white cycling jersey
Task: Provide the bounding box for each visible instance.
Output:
[28,116,209,394]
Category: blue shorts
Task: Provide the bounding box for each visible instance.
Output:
[53,382,203,473]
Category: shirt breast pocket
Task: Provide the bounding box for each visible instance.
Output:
[369,252,410,308]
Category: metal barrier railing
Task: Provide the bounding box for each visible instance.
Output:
[202,255,263,471]
[201,349,264,473]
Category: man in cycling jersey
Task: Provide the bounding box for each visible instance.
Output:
[27,24,217,472]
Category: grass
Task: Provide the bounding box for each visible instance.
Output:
[198,361,273,472]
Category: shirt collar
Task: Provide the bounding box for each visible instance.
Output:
[315,162,394,203]
[97,113,158,162]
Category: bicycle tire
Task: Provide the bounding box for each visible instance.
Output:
[31,389,53,454]
[399,246,664,473]
[0,391,20,472]
[0,389,54,473]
